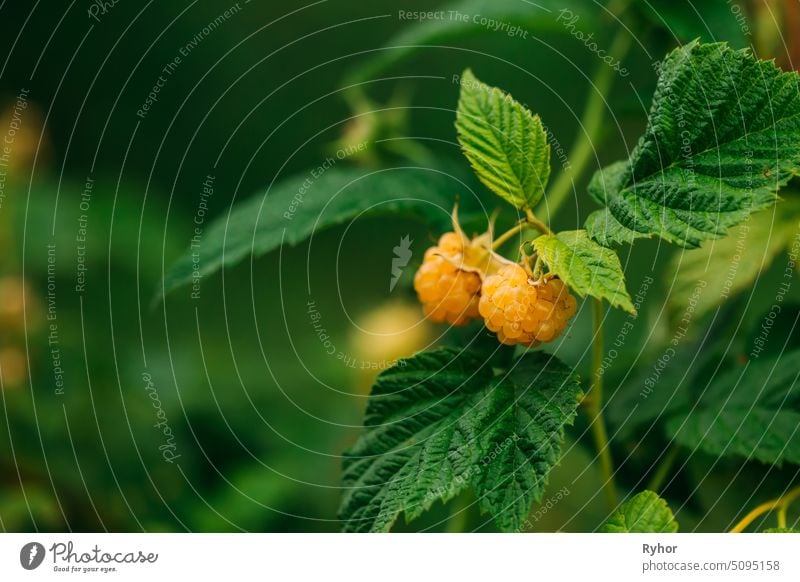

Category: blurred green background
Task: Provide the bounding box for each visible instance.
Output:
[0,0,798,532]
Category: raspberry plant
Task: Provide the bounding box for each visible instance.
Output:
[162,38,800,533]
[337,42,800,532]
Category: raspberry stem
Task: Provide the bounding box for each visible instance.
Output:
[534,0,633,220]
[777,505,788,530]
[729,485,800,532]
[491,220,527,250]
[645,445,680,494]
[525,208,553,236]
[492,211,553,253]
[445,492,472,532]
[586,297,618,511]
[532,256,543,279]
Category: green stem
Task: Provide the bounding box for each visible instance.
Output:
[445,493,471,533]
[538,9,633,219]
[492,211,553,251]
[777,505,788,529]
[492,220,527,250]
[730,485,800,533]
[525,209,554,236]
[586,297,618,510]
[646,446,679,494]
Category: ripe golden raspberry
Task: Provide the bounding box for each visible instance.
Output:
[414,232,482,326]
[479,264,577,346]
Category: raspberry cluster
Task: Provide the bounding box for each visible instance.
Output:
[413,232,482,326]
[479,264,576,346]
[414,230,577,345]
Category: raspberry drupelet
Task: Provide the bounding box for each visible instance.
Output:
[479,264,577,346]
[413,232,482,326]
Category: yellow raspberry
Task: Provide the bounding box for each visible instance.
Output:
[414,232,482,326]
[479,265,577,346]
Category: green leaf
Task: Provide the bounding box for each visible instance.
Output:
[601,491,679,533]
[159,166,462,299]
[667,350,800,466]
[607,338,721,438]
[344,1,749,86]
[456,69,550,210]
[763,528,800,533]
[344,0,594,85]
[338,348,582,532]
[532,230,635,314]
[477,352,584,531]
[586,41,800,248]
[667,201,800,319]
[584,206,645,248]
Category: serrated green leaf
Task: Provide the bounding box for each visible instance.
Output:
[475,353,585,531]
[338,348,582,532]
[667,350,800,466]
[159,166,463,299]
[456,69,550,210]
[667,201,800,319]
[584,206,647,247]
[586,41,800,248]
[532,230,635,314]
[601,491,679,533]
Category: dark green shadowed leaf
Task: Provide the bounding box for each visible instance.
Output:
[344,0,594,85]
[338,348,582,532]
[456,69,550,210]
[601,491,679,533]
[586,41,800,247]
[159,166,465,299]
[344,0,749,87]
[667,350,800,466]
